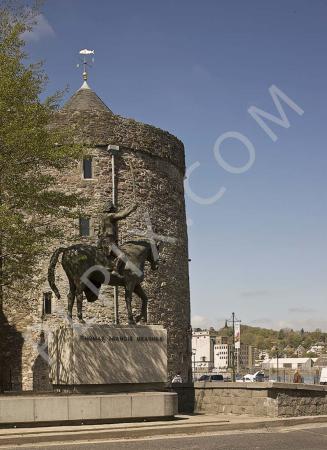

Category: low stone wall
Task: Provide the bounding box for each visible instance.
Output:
[0,392,177,426]
[172,382,327,417]
[275,386,327,417]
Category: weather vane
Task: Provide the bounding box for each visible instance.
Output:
[77,49,95,84]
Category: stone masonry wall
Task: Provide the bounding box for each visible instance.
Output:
[1,107,191,390]
[193,383,275,417]
[172,383,327,417]
[275,386,327,417]
[50,110,186,173]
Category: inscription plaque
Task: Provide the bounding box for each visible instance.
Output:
[48,325,167,385]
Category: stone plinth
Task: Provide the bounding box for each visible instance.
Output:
[0,392,177,425]
[48,325,167,386]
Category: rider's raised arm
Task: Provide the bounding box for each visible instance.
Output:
[113,203,137,221]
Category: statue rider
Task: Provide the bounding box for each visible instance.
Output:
[98,200,137,259]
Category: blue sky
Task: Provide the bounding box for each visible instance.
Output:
[25,0,327,331]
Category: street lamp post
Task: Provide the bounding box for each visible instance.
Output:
[232,313,236,382]
[271,342,281,382]
[226,312,241,382]
[192,349,196,381]
[108,144,120,324]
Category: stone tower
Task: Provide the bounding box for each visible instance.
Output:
[0,77,192,390]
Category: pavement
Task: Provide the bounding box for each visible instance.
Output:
[1,414,327,448]
[8,425,327,450]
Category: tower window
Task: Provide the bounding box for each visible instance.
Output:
[83,157,93,179]
[43,292,52,315]
[79,217,90,236]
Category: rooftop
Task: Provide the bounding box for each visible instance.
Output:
[267,358,312,363]
[62,81,112,113]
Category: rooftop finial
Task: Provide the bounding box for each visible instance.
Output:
[77,49,95,90]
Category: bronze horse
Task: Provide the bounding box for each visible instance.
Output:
[48,240,159,324]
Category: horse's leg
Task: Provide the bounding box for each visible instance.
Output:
[67,279,76,321]
[134,284,148,323]
[125,280,136,325]
[76,283,85,324]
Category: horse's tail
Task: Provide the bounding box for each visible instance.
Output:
[48,247,65,299]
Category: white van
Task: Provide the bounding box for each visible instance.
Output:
[319,368,327,385]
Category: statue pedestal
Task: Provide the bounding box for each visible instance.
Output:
[48,324,167,391]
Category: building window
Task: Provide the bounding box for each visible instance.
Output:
[79,217,90,236]
[43,292,52,315]
[83,157,93,179]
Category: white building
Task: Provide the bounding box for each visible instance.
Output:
[214,341,255,371]
[308,345,325,356]
[214,343,230,369]
[262,358,313,370]
[192,330,218,371]
[192,330,256,373]
[257,350,270,361]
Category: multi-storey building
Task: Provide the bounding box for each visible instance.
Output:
[214,341,255,371]
[192,329,256,373]
[192,330,219,372]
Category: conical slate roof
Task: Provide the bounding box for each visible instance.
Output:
[54,80,185,174]
[62,81,112,113]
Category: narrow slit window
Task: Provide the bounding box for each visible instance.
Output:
[79,217,90,236]
[83,157,93,179]
[43,292,52,315]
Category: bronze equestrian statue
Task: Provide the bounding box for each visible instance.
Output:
[48,239,160,324]
[47,202,160,324]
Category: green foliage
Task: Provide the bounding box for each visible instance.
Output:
[0,2,84,294]
[216,324,327,353]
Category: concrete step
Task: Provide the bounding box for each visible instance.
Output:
[1,414,327,447]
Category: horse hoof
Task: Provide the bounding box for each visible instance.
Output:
[135,315,147,324]
[78,318,86,324]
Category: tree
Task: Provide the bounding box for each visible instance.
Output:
[0,2,84,306]
[302,336,313,349]
[278,329,285,340]
[289,332,302,348]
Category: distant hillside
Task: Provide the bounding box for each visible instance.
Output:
[209,324,327,353]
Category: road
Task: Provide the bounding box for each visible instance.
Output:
[6,424,327,450]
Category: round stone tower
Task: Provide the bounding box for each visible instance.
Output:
[0,76,192,390]
[49,79,192,382]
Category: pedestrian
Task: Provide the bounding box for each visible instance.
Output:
[293,369,302,383]
[172,372,183,383]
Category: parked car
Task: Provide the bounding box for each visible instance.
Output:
[319,367,327,385]
[198,374,224,382]
[236,375,253,382]
[236,371,265,382]
[253,371,265,382]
